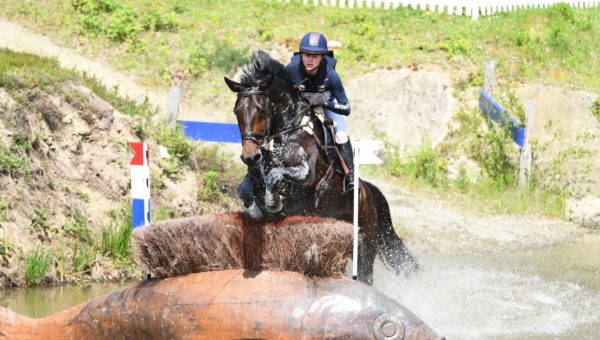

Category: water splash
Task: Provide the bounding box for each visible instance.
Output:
[374,252,600,339]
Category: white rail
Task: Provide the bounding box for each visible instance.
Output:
[287,0,600,19]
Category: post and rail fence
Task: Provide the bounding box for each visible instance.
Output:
[284,0,600,19]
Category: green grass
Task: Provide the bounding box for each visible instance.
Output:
[0,1,598,101]
[0,137,31,178]
[72,241,96,274]
[25,248,52,286]
[100,206,133,263]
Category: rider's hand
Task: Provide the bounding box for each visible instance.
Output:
[312,93,330,107]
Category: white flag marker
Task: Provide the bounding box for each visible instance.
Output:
[352,139,383,280]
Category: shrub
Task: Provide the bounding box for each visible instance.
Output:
[187,36,249,76]
[404,143,448,188]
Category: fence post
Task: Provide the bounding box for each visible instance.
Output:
[130,142,151,228]
[166,84,181,129]
[519,101,536,187]
[484,60,497,98]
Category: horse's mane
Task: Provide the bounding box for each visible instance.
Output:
[240,50,294,90]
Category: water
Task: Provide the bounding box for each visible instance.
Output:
[0,281,133,318]
[1,235,598,339]
[375,234,600,339]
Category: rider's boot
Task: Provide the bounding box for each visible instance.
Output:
[337,140,355,193]
[238,169,259,208]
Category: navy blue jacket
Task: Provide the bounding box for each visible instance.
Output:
[286,54,351,116]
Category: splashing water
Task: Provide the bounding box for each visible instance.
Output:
[374,237,600,339]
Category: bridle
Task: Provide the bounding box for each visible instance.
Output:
[237,86,317,150]
[236,90,273,146]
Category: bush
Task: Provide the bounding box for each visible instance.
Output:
[404,143,448,188]
[72,0,178,42]
[187,36,250,76]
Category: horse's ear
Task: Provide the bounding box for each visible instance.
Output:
[258,74,273,91]
[224,77,244,93]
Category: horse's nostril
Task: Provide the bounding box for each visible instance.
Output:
[252,153,261,162]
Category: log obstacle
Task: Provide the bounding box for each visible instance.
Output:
[0,213,443,339]
[0,270,441,339]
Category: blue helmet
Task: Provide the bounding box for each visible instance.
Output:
[300,32,328,54]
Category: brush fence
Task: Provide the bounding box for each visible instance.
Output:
[287,1,600,19]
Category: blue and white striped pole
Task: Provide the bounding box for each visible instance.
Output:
[130,142,151,228]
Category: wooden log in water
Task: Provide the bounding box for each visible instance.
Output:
[0,270,442,339]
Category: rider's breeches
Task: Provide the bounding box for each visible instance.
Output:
[325,106,348,144]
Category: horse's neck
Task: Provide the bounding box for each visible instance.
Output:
[269,88,300,130]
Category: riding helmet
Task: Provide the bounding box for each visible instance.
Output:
[300,32,328,54]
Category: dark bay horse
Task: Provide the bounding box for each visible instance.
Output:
[224,51,418,284]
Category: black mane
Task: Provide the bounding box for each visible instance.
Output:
[240,50,294,89]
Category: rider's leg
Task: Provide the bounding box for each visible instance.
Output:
[325,108,354,193]
[238,167,261,208]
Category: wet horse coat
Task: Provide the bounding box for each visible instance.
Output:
[225,50,418,284]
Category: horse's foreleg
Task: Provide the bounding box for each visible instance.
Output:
[264,160,309,213]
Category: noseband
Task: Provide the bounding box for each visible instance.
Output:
[237,90,272,146]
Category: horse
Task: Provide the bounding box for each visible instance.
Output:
[224,50,418,284]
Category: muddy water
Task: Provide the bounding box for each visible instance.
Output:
[375,233,600,339]
[0,281,133,318]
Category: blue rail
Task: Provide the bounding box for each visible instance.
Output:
[479,90,525,147]
[178,120,240,143]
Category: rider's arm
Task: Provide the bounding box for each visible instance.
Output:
[325,70,351,116]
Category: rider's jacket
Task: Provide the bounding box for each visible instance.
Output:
[286,54,351,116]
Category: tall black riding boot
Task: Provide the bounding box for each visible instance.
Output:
[238,167,260,208]
[337,140,355,193]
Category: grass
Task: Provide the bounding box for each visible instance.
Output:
[0,138,30,177]
[25,248,52,286]
[0,1,598,104]
[100,206,133,263]
[72,241,96,274]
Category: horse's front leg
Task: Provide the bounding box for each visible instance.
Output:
[264,159,309,214]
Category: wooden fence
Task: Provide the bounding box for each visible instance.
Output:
[289,0,600,19]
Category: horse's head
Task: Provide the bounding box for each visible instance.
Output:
[224,75,273,167]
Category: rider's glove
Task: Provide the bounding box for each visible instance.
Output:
[312,93,330,107]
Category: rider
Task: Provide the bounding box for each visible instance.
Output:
[286,31,354,193]
[237,32,355,210]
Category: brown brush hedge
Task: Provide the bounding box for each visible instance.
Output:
[133,212,353,278]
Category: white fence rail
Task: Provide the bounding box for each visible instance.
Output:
[289,1,600,19]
